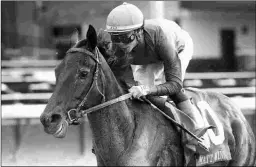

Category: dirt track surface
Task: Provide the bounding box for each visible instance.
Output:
[1,122,97,166]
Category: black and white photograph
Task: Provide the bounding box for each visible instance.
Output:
[1,1,255,166]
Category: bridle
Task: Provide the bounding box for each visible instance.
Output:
[63,46,206,145]
[65,47,132,125]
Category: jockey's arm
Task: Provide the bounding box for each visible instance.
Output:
[147,26,183,96]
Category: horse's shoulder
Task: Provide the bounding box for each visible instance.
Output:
[129,99,180,137]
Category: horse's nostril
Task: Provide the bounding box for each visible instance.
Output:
[51,114,62,124]
[40,114,49,126]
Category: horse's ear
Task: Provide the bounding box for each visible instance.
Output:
[87,25,97,50]
[70,28,80,45]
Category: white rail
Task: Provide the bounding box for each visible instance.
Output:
[1,60,61,67]
[2,71,255,84]
[2,87,255,101]
[2,104,45,119]
[2,93,52,101]
[185,72,255,79]
[1,97,255,119]
[2,70,255,79]
[201,87,255,95]
[2,68,53,75]
[2,76,56,84]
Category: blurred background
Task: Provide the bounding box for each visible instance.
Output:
[1,1,255,166]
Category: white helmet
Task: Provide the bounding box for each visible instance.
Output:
[105,2,144,33]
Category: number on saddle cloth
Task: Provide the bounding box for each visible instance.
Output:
[146,95,231,166]
[148,96,225,146]
[196,101,225,145]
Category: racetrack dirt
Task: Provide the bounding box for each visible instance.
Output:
[1,120,97,166]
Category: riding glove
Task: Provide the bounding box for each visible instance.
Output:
[128,85,150,99]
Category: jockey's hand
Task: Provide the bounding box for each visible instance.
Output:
[128,85,150,99]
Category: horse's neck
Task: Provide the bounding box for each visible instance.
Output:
[87,69,135,161]
[88,62,184,165]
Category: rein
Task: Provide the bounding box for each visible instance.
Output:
[77,92,132,118]
[64,47,209,145]
[65,47,132,125]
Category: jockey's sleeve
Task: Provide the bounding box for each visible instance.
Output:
[147,26,183,96]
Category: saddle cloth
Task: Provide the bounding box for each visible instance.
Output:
[147,96,232,166]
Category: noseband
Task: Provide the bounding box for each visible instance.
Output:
[65,47,132,125]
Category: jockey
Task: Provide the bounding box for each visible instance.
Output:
[105,2,211,151]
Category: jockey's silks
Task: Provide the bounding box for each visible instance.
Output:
[127,18,193,96]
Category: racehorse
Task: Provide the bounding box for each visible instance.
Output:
[40,25,256,166]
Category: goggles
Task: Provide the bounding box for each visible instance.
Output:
[110,32,135,44]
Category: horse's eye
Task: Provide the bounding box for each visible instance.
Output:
[79,70,88,79]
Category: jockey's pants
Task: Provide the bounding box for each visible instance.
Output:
[178,31,194,81]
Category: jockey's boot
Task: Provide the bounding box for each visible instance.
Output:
[171,88,215,153]
[176,98,214,152]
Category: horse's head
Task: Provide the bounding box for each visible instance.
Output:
[40,25,108,138]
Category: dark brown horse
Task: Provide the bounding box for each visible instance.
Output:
[40,25,255,166]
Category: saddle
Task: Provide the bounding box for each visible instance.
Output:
[145,95,232,166]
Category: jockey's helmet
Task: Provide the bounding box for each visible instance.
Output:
[105,2,144,33]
